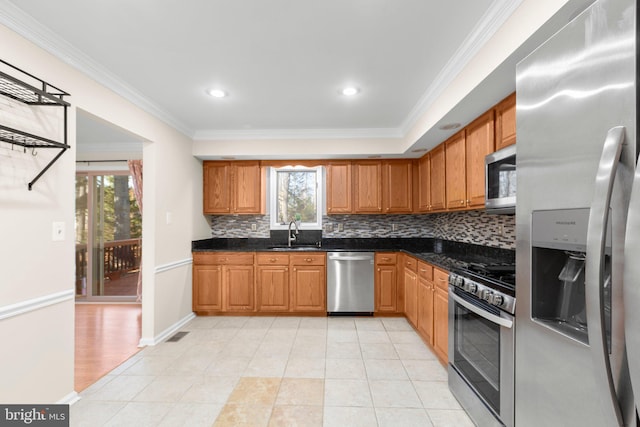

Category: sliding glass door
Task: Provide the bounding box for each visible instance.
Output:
[75,172,141,300]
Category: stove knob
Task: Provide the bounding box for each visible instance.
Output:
[449,275,457,286]
[456,277,465,288]
[482,289,493,301]
[467,283,477,293]
[492,294,504,307]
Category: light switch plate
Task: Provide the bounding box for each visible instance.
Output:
[52,222,65,241]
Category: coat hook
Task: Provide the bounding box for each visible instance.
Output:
[32,147,37,156]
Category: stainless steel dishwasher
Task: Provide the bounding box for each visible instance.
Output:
[326,252,375,315]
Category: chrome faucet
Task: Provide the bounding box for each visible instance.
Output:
[288,220,299,247]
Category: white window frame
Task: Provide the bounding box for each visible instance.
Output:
[269,165,324,230]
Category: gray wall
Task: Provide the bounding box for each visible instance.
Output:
[208,210,515,250]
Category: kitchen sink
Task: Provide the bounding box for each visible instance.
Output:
[267,245,321,251]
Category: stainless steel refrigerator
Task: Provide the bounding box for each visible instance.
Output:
[516,0,639,425]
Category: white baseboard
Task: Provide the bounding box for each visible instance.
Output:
[138,312,195,347]
[59,391,80,405]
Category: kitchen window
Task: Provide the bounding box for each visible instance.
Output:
[269,166,323,230]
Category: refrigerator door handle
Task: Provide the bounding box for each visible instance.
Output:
[624,154,640,414]
[586,126,626,427]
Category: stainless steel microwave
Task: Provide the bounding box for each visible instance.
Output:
[485,145,516,214]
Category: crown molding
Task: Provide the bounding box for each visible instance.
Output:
[1,0,521,143]
[193,127,403,141]
[400,0,524,135]
[0,0,194,138]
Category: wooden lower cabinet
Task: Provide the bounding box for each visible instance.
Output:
[192,252,255,313]
[225,265,255,311]
[417,261,435,345]
[290,253,326,312]
[403,255,419,327]
[256,253,290,311]
[433,267,449,363]
[375,253,398,313]
[193,264,223,311]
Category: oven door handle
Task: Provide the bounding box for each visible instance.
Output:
[450,290,513,328]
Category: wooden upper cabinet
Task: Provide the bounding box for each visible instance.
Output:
[203,160,263,214]
[445,130,467,210]
[203,161,232,214]
[495,92,516,150]
[430,144,446,211]
[326,161,352,214]
[382,160,413,213]
[353,161,383,213]
[233,161,263,213]
[417,154,431,212]
[466,111,495,209]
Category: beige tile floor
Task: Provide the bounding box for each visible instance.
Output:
[71,316,474,427]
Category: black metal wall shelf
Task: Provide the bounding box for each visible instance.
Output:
[0,59,70,190]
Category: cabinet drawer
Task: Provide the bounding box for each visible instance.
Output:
[375,253,397,265]
[256,253,290,265]
[434,267,449,291]
[403,255,418,272]
[418,261,433,282]
[193,252,254,265]
[290,253,326,266]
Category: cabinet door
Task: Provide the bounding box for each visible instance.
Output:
[233,161,263,214]
[417,278,434,345]
[433,286,449,363]
[383,160,413,213]
[203,161,231,214]
[417,154,431,212]
[326,161,352,214]
[404,267,418,327]
[193,264,223,311]
[445,131,467,210]
[375,264,397,312]
[495,92,516,150]
[256,265,289,311]
[429,144,446,211]
[225,265,255,311]
[466,111,495,209]
[290,265,326,312]
[353,161,383,213]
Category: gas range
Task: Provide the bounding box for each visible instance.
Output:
[449,262,516,315]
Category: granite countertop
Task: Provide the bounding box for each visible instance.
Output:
[192,237,514,272]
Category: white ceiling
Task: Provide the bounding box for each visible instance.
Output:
[0,0,595,158]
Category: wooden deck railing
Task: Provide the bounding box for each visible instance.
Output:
[75,238,141,283]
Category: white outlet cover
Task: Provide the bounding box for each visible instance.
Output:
[52,221,65,241]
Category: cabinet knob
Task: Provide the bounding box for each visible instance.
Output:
[467,199,470,204]
[460,200,464,205]
[377,268,381,272]
[420,269,426,272]
[305,258,312,262]
[270,258,276,262]
[293,268,297,272]
[285,267,288,272]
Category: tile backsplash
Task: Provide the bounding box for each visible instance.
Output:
[208,210,515,249]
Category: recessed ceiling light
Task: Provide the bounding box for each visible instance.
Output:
[342,87,359,96]
[439,123,461,130]
[412,148,428,153]
[208,89,227,98]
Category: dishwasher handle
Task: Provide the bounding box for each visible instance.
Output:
[328,255,374,261]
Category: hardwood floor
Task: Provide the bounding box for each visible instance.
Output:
[75,304,142,391]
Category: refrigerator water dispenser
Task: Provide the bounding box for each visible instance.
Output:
[531,209,612,347]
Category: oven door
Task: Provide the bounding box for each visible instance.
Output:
[448,287,514,427]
